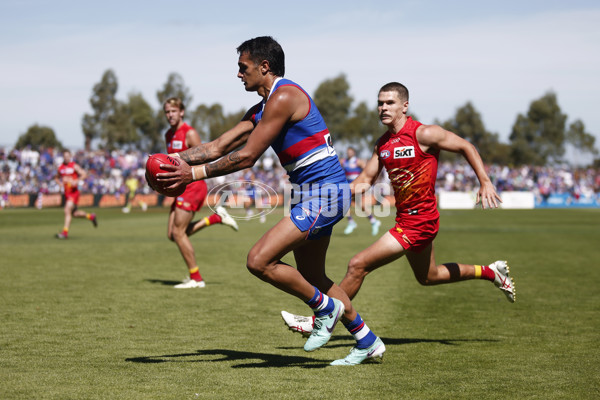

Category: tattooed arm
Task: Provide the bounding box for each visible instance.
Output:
[175,119,254,165]
[174,104,260,165]
[158,85,303,187]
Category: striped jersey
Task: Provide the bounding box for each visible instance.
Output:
[250,78,346,185]
[343,156,362,182]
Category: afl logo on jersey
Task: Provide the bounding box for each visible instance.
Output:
[380,150,391,159]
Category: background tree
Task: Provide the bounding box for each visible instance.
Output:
[101,101,137,150]
[340,101,381,149]
[566,119,598,158]
[313,74,353,138]
[81,69,119,151]
[15,124,63,151]
[440,102,508,164]
[127,92,160,152]
[189,103,225,142]
[189,104,246,142]
[509,92,567,166]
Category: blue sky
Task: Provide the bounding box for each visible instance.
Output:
[1,0,599,151]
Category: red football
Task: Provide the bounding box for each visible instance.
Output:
[145,154,187,197]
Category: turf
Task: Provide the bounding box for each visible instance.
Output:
[1,207,599,399]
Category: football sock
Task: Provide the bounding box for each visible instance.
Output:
[204,214,222,226]
[475,264,495,281]
[62,227,69,236]
[306,287,334,317]
[344,313,377,349]
[189,266,202,282]
[86,213,92,220]
[347,216,355,222]
[368,214,376,223]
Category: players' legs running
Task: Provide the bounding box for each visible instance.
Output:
[185,206,239,236]
[57,199,96,238]
[293,230,382,362]
[247,217,348,351]
[340,231,407,300]
[294,238,355,321]
[255,219,381,358]
[281,232,405,336]
[406,243,515,302]
[168,207,204,288]
[246,217,321,299]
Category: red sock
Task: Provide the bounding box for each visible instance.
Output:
[189,267,202,282]
[207,213,222,225]
[475,265,495,281]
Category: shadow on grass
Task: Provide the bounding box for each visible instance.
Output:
[125,349,329,369]
[278,335,500,350]
[145,279,184,286]
[126,337,499,368]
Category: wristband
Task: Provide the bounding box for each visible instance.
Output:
[191,165,206,181]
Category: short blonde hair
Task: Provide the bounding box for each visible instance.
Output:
[163,97,185,111]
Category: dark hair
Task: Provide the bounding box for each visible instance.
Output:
[379,82,409,102]
[237,36,285,77]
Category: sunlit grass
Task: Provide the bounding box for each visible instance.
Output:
[1,207,599,399]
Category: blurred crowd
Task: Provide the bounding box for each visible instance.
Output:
[0,147,288,201]
[437,161,600,202]
[1,147,599,206]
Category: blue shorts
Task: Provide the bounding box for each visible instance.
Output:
[289,182,351,240]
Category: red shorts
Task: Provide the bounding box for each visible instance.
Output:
[171,180,207,212]
[389,215,439,253]
[65,191,80,205]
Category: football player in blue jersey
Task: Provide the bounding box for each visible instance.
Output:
[157,36,384,365]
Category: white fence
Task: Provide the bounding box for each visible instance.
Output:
[438,191,535,209]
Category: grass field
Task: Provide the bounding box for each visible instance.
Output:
[1,206,599,399]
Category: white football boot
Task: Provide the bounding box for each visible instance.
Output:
[216,206,239,231]
[281,311,314,338]
[174,278,206,289]
[488,260,515,302]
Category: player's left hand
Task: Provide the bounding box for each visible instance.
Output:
[156,158,193,190]
[476,181,502,209]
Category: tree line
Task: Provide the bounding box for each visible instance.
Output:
[16,69,599,167]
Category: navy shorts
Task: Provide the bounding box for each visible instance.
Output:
[289,182,351,240]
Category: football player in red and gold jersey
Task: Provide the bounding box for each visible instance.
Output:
[162,98,238,289]
[341,82,513,302]
[55,150,97,239]
[282,83,516,358]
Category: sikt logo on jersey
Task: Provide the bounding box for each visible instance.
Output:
[393,146,415,159]
[380,150,391,159]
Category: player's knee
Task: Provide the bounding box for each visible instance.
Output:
[415,272,437,286]
[347,255,369,279]
[246,251,266,277]
[170,227,186,242]
[415,275,431,286]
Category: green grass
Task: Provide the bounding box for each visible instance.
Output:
[1,207,599,399]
